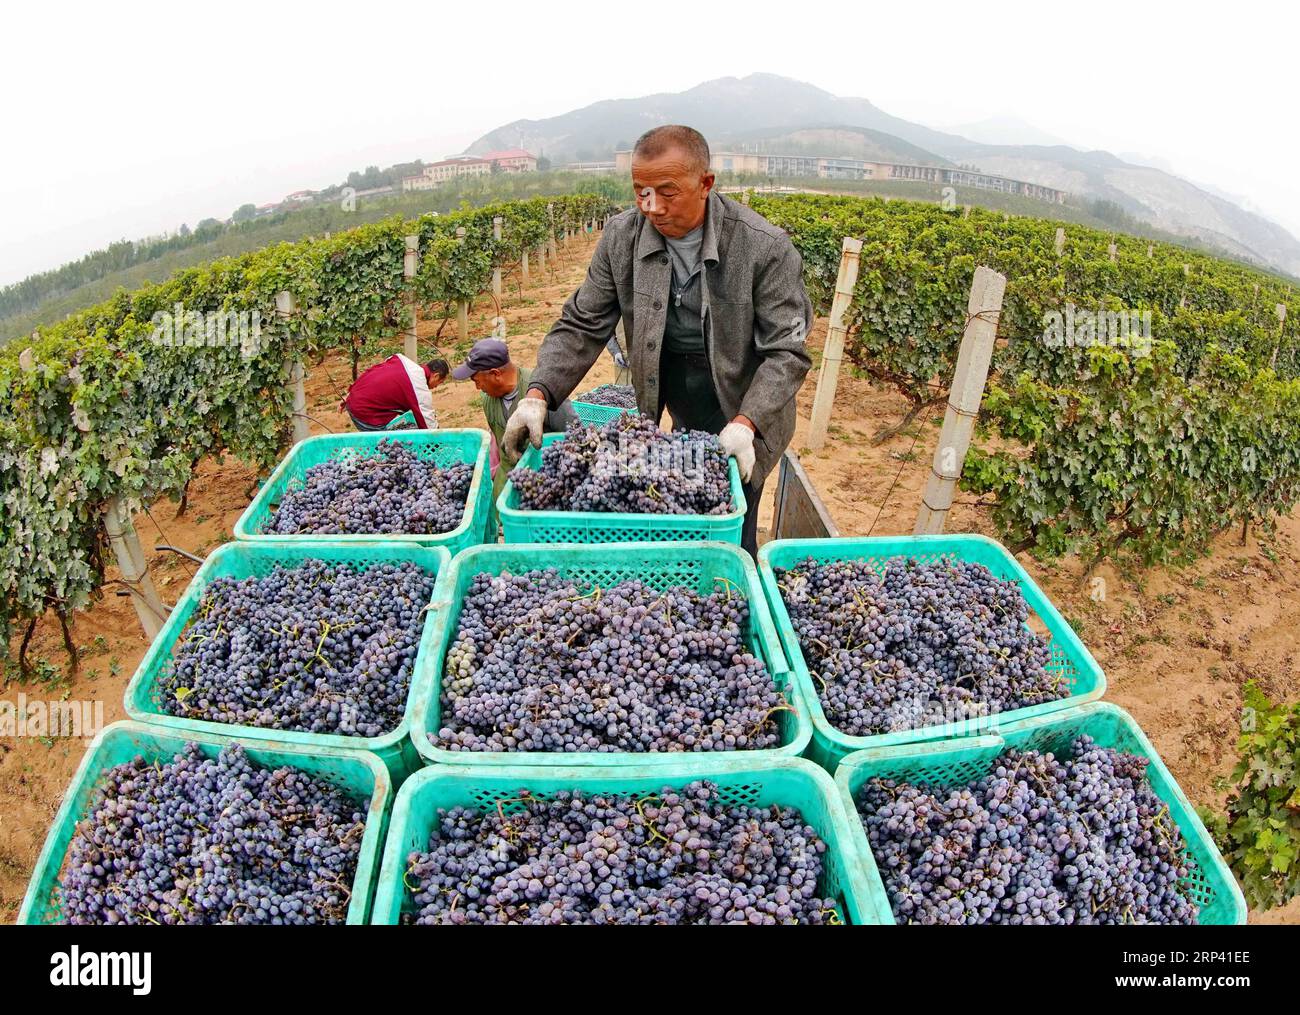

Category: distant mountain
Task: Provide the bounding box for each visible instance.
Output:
[920,142,1300,275]
[466,73,1300,277]
[945,115,1075,149]
[467,73,970,163]
[1119,151,1177,174]
[713,125,954,167]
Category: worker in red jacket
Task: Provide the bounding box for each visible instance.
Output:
[342,355,449,429]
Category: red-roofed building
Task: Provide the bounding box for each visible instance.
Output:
[401,156,493,192]
[477,149,538,173]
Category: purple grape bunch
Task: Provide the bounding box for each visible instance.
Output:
[856,736,1199,925]
[435,568,787,753]
[509,416,734,515]
[774,556,1068,736]
[161,558,436,737]
[577,383,638,409]
[265,438,471,535]
[61,743,367,925]
[404,781,840,924]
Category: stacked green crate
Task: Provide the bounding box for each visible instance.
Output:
[372,758,884,924]
[19,722,391,925]
[758,534,1105,769]
[409,541,807,767]
[834,703,1247,925]
[498,432,746,544]
[123,541,451,780]
[235,429,491,556]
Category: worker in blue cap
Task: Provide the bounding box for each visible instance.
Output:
[452,338,577,526]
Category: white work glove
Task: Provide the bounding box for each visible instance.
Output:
[502,396,548,462]
[718,421,756,483]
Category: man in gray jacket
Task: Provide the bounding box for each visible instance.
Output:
[504,124,813,554]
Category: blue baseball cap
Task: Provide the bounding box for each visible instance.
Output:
[451,338,510,380]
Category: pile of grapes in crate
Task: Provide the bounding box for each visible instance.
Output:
[264,438,472,535]
[855,736,1201,925]
[160,558,435,737]
[61,744,367,925]
[434,568,789,754]
[402,781,840,924]
[576,383,637,409]
[774,556,1069,736]
[510,416,733,515]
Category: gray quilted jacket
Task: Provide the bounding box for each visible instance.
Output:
[528,190,813,484]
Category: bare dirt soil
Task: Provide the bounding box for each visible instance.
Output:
[4,228,1296,923]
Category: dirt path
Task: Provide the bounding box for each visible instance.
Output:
[4,227,1296,923]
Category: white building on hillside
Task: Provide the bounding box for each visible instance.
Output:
[401,157,493,191]
[477,148,538,172]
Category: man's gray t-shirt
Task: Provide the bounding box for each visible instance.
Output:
[662,223,706,354]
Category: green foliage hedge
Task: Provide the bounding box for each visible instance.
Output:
[747,192,1300,566]
[0,193,615,651]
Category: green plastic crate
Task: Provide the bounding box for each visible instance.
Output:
[123,541,452,780]
[18,721,391,925]
[758,535,1105,769]
[835,702,1248,925]
[234,429,490,556]
[371,757,884,924]
[498,432,746,544]
[409,541,809,767]
[571,399,635,425]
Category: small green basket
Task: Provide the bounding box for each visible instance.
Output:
[234,429,490,556]
[409,541,808,767]
[371,757,884,924]
[18,721,391,925]
[758,535,1105,769]
[498,432,746,544]
[571,399,635,426]
[123,541,451,780]
[834,702,1248,925]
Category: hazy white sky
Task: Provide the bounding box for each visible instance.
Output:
[3,0,1295,287]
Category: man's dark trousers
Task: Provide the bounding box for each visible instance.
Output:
[658,350,763,557]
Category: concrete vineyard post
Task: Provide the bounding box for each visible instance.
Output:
[1108,242,1117,263]
[1147,244,1154,258]
[404,235,419,360]
[521,249,530,287]
[102,496,167,640]
[1273,304,1288,368]
[456,227,469,343]
[277,290,308,445]
[914,266,1006,536]
[1054,228,1065,256]
[547,203,558,261]
[492,216,503,301]
[807,236,864,451]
